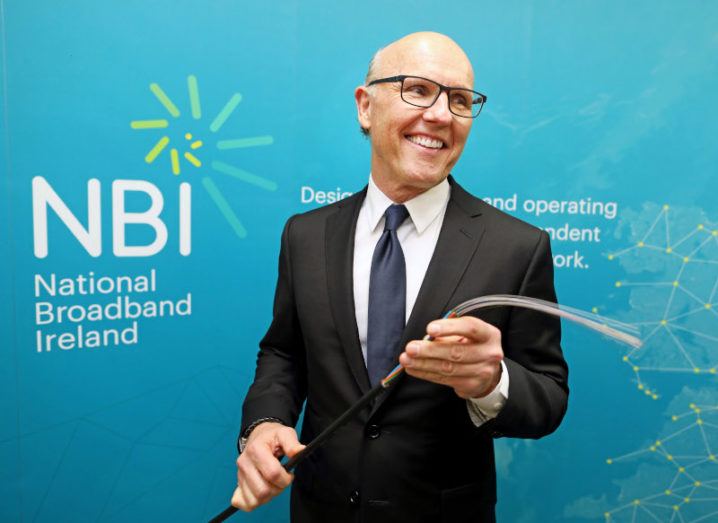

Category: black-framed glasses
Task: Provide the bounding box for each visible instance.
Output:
[367,75,487,118]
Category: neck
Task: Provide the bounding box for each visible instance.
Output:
[371,173,441,204]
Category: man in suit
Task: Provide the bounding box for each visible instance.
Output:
[232,32,568,522]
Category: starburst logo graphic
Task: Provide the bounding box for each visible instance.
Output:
[130,74,276,238]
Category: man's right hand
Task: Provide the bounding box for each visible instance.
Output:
[231,422,305,512]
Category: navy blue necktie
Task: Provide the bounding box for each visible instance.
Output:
[367,204,410,387]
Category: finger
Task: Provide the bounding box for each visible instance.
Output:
[426,316,499,342]
[403,366,454,386]
[243,442,292,490]
[405,340,478,364]
[405,338,502,364]
[231,485,245,510]
[231,484,257,512]
[254,453,293,490]
[239,457,282,504]
[400,352,493,377]
[403,366,492,397]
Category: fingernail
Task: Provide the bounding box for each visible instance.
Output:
[403,356,414,367]
[428,322,441,335]
[407,342,420,355]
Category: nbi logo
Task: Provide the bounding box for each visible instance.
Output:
[32,74,276,258]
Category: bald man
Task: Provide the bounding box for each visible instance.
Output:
[233,32,568,522]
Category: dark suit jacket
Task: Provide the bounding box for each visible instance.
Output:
[241,178,569,523]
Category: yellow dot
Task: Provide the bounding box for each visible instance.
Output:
[673,505,680,511]
[673,281,680,287]
[710,368,717,374]
[710,454,716,461]
[592,307,598,313]
[678,466,685,473]
[633,499,640,505]
[666,247,673,254]
[638,241,645,247]
[683,257,690,263]
[665,489,672,495]
[652,394,659,400]
[713,230,718,236]
[604,513,610,520]
[661,319,667,325]
[635,366,641,372]
[606,458,613,464]
[667,454,674,461]
[623,356,629,362]
[608,254,614,260]
[650,446,656,451]
[698,224,704,230]
[694,481,701,487]
[684,497,690,503]
[694,408,701,414]
[638,384,644,390]
[656,440,662,446]
[705,303,712,309]
[694,367,701,373]
[671,415,678,421]
[663,204,670,210]
[689,403,696,408]
[185,133,192,140]
[615,281,622,287]
[698,418,704,425]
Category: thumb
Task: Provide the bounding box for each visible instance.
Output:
[277,428,305,457]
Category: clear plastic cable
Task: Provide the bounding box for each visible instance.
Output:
[452,294,641,348]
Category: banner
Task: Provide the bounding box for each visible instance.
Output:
[2,2,717,521]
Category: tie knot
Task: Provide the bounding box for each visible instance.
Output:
[384,204,409,231]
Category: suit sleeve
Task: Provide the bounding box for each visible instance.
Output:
[491,231,569,438]
[240,216,307,438]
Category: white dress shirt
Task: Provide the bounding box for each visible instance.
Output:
[353,175,509,425]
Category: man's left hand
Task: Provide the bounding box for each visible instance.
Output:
[399,316,503,399]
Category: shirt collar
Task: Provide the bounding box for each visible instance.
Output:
[365,175,451,234]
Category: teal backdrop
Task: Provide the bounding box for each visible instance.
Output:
[2,1,718,522]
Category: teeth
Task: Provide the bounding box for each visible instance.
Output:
[406,135,444,149]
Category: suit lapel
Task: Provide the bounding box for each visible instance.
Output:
[325,189,372,395]
[370,179,487,416]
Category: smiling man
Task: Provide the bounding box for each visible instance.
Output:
[233,32,568,522]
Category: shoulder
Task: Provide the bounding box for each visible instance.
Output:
[281,187,366,238]
[449,177,546,247]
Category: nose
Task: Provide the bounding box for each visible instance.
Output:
[422,91,453,124]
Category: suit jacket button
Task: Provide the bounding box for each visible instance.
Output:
[366,424,381,439]
[349,489,360,505]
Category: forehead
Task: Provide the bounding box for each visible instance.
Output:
[377,39,474,89]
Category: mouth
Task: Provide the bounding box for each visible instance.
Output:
[405,134,446,150]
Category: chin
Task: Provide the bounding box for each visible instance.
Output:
[396,175,444,195]
[406,166,448,186]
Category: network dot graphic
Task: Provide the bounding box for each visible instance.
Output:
[604,204,718,398]
[603,395,718,522]
[580,204,718,523]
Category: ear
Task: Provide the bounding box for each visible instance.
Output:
[355,85,372,132]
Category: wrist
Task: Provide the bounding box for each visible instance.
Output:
[473,361,503,399]
[240,417,283,452]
